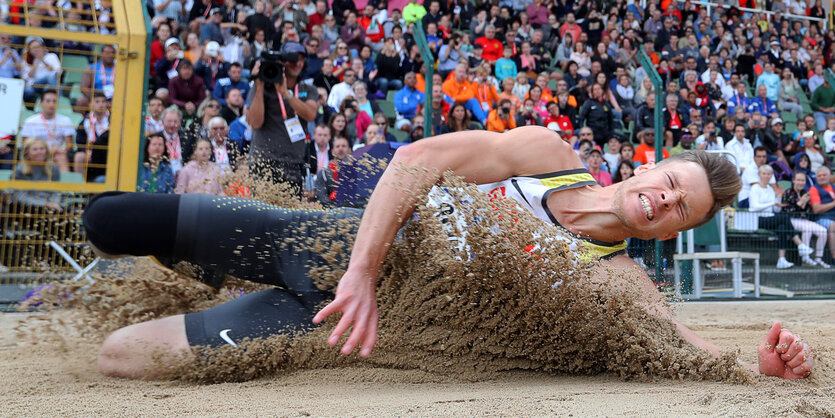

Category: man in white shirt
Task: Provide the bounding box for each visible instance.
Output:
[20,89,75,172]
[159,107,187,174]
[326,70,356,111]
[208,116,237,171]
[737,146,777,208]
[724,123,754,174]
[144,96,165,134]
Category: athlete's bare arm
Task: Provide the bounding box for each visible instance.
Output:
[600,254,814,379]
[313,126,577,356]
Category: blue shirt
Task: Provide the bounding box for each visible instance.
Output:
[494,58,517,83]
[727,94,750,115]
[91,62,115,90]
[755,72,780,101]
[139,161,175,194]
[212,77,251,106]
[0,47,20,78]
[394,86,425,118]
[747,97,777,116]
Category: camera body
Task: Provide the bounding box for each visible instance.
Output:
[259,50,300,85]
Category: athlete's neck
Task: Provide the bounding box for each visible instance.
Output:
[547,183,631,242]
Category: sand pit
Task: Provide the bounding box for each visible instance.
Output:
[1,299,833,416]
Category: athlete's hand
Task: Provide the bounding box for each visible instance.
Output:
[758,321,813,379]
[312,268,379,357]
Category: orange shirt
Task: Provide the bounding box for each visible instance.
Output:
[634,143,670,165]
[416,73,426,93]
[498,91,521,113]
[443,77,477,103]
[474,83,499,110]
[809,184,835,205]
[486,109,517,132]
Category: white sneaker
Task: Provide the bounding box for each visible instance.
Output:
[797,243,814,257]
[802,256,817,266]
[776,258,794,269]
[815,258,831,268]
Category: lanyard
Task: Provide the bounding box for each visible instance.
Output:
[275,84,300,119]
[40,114,55,139]
[166,133,180,159]
[89,113,101,144]
[99,62,114,86]
[478,84,488,103]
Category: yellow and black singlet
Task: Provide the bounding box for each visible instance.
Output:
[427,168,628,260]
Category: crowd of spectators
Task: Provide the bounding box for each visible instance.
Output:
[4,0,835,267]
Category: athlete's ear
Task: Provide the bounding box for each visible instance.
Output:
[634,162,656,175]
[659,231,679,241]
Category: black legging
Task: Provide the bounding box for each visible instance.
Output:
[757,212,796,250]
[83,192,363,346]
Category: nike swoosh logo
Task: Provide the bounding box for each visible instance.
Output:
[219,329,238,347]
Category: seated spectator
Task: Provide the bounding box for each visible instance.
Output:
[633,129,670,165]
[394,72,425,131]
[19,90,74,172]
[374,39,404,96]
[823,117,835,154]
[188,98,222,142]
[578,84,614,147]
[782,171,830,268]
[497,77,520,114]
[800,131,827,173]
[353,122,386,150]
[228,107,252,155]
[316,136,352,206]
[749,164,811,269]
[138,133,175,194]
[144,96,165,134]
[494,45,517,83]
[725,123,755,174]
[305,124,334,175]
[486,99,516,132]
[207,116,240,171]
[475,25,502,62]
[74,93,110,182]
[473,66,499,115]
[352,81,381,119]
[587,149,612,186]
[372,112,397,143]
[612,160,635,183]
[512,72,530,103]
[11,138,62,211]
[169,60,206,117]
[175,138,226,195]
[747,84,778,119]
[341,97,371,140]
[0,33,21,79]
[810,166,835,263]
[183,33,204,64]
[212,63,249,106]
[669,132,695,157]
[603,137,621,175]
[21,36,61,105]
[443,63,488,123]
[738,146,776,208]
[220,88,244,124]
[542,102,573,134]
[154,38,184,89]
[515,98,541,127]
[763,118,791,164]
[196,41,229,91]
[327,69,356,111]
[158,107,190,174]
[439,103,473,134]
[80,44,117,106]
[778,67,803,120]
[812,77,835,132]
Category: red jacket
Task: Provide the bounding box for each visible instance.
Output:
[475,36,503,62]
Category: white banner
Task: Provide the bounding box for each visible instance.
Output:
[0,77,24,137]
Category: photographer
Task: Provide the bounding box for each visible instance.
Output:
[247,42,319,194]
[486,99,517,132]
[437,33,464,80]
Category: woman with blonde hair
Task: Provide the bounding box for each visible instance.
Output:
[12,137,62,211]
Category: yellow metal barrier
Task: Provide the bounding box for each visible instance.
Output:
[0,0,148,283]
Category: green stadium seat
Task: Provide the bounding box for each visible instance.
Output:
[0,169,11,181]
[390,128,409,142]
[19,108,35,124]
[376,99,396,120]
[60,172,84,183]
[778,180,792,190]
[547,79,557,92]
[69,83,84,101]
[386,90,396,103]
[67,112,83,128]
[780,111,797,123]
[61,54,90,85]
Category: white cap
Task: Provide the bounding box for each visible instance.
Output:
[205,41,220,57]
[164,37,180,48]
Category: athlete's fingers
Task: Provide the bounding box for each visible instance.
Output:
[793,352,813,377]
[762,321,781,351]
[787,343,810,369]
[360,308,379,357]
[312,298,343,324]
[329,306,356,347]
[342,309,368,355]
[776,329,794,354]
[781,336,804,362]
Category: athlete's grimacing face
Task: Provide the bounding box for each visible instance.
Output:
[613,161,713,241]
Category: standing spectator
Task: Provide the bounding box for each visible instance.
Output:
[750,164,811,269]
[74,93,110,182]
[200,8,226,46]
[247,41,318,193]
[168,60,206,117]
[402,0,427,24]
[587,149,612,186]
[340,12,366,52]
[486,99,517,132]
[19,90,74,172]
[212,63,249,106]
[196,41,229,91]
[578,83,613,147]
[783,171,830,267]
[138,133,175,194]
[175,138,226,195]
[21,36,61,105]
[374,39,403,95]
[812,78,835,132]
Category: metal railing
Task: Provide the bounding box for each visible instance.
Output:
[674,0,827,26]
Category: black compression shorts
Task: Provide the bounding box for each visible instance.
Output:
[83,192,363,347]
